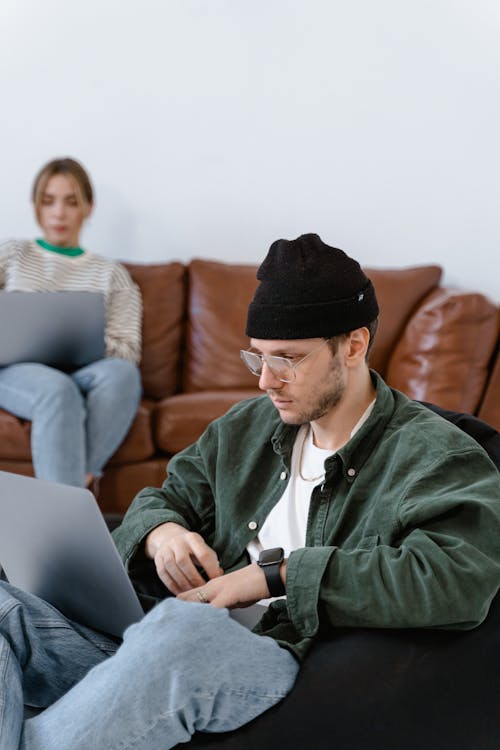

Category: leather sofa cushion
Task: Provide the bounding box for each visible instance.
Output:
[125,262,186,400]
[98,459,169,514]
[155,390,260,454]
[108,400,156,464]
[183,260,442,391]
[0,410,31,460]
[386,289,499,413]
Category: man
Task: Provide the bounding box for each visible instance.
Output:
[1,234,499,750]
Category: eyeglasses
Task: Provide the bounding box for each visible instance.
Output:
[240,339,330,383]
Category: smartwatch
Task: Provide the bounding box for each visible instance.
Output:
[257,547,286,597]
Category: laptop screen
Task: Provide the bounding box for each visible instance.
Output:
[0,291,105,370]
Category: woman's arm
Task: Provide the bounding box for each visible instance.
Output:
[0,239,18,289]
[105,263,142,363]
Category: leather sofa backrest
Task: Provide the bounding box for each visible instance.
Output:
[125,262,186,400]
[124,258,498,429]
[363,265,442,375]
[386,289,499,413]
[478,330,500,430]
[183,259,260,392]
[183,260,443,391]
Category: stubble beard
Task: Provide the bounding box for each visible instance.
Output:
[271,357,346,425]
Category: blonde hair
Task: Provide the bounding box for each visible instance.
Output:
[32,157,93,222]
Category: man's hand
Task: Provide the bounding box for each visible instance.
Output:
[177,562,282,609]
[144,522,223,595]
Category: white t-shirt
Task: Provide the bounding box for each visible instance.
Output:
[247,400,376,602]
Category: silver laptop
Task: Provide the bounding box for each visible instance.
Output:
[0,291,105,369]
[0,472,266,637]
[0,471,144,637]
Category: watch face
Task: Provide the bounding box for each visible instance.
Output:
[259,547,284,566]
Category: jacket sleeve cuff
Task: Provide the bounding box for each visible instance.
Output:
[286,546,336,636]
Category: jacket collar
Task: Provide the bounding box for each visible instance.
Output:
[335,371,396,482]
[270,370,397,481]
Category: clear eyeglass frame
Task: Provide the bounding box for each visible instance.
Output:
[239,339,330,383]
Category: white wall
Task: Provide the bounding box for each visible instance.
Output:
[0,0,498,301]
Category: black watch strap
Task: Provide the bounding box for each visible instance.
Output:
[258,547,286,597]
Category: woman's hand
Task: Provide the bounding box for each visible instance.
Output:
[145,522,223,595]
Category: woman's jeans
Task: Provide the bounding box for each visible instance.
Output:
[0,359,142,486]
[0,583,299,750]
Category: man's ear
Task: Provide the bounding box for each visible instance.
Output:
[344,328,370,366]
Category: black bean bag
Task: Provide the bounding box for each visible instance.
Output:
[189,591,500,750]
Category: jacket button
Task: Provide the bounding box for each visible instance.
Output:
[248,521,258,530]
[347,467,356,477]
[280,471,287,480]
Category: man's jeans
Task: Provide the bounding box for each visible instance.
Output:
[0,359,141,486]
[0,583,299,750]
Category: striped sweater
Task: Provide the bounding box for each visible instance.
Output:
[0,239,142,364]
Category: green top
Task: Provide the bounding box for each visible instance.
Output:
[36,238,85,257]
[112,372,500,662]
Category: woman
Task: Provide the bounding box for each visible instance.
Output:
[0,157,142,490]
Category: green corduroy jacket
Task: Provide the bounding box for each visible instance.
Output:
[113,372,500,661]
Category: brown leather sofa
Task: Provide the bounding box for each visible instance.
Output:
[0,259,498,514]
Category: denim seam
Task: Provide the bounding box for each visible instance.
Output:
[0,598,19,622]
[0,643,7,732]
[32,620,74,629]
[194,686,291,700]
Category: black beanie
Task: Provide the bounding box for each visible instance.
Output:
[246,233,379,339]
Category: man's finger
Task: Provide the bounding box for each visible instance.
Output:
[189,538,224,580]
[155,550,200,593]
[173,552,207,589]
[154,560,182,595]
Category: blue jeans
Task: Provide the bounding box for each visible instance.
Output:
[0,359,141,486]
[0,583,299,750]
